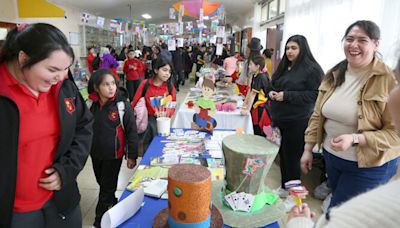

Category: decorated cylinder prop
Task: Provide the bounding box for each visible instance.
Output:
[222,134,279,194]
[168,164,211,227]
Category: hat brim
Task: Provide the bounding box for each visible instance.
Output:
[153,204,223,228]
[247,44,263,51]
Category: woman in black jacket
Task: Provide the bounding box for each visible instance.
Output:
[268,35,324,196]
[0,23,93,228]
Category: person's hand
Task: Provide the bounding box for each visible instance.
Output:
[269,91,278,100]
[127,158,137,169]
[287,203,316,221]
[300,151,313,174]
[330,134,353,151]
[275,91,284,101]
[39,168,62,191]
[240,107,249,116]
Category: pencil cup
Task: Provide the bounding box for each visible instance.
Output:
[157,117,171,136]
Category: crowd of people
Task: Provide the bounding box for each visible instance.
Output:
[1,19,399,228]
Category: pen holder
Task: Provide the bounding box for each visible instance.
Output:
[157,117,171,136]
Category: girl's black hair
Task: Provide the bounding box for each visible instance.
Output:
[263,49,273,58]
[0,23,74,68]
[272,35,323,83]
[325,20,381,87]
[87,68,116,94]
[152,57,174,87]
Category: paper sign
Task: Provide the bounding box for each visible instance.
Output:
[199,8,204,22]
[101,188,144,228]
[169,8,176,20]
[168,39,176,51]
[177,38,184,47]
[217,26,225,37]
[179,5,184,22]
[216,43,223,56]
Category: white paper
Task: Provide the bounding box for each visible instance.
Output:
[216,43,223,56]
[168,39,176,51]
[217,26,225,37]
[101,188,144,228]
[177,38,184,47]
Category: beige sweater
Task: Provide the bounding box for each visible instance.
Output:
[287,179,400,228]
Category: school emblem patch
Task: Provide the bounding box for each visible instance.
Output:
[64,98,75,114]
[109,110,118,121]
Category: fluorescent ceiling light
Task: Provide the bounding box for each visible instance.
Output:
[203,16,209,20]
[142,14,152,19]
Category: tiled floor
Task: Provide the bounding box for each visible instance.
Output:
[78,78,324,228]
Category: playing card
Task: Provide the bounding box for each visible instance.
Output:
[231,192,241,209]
[237,193,255,212]
[224,192,237,210]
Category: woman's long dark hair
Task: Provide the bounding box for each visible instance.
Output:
[0,23,74,68]
[325,20,381,87]
[271,35,322,82]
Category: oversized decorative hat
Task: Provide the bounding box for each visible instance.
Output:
[247,37,263,51]
[153,164,223,227]
[211,134,285,227]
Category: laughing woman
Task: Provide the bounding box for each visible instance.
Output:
[301,20,400,208]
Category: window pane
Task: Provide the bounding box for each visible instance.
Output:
[261,5,267,21]
[268,0,278,20]
[279,0,286,14]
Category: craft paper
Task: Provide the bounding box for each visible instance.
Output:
[242,158,265,176]
[101,188,144,228]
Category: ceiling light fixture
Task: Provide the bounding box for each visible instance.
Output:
[142,14,152,19]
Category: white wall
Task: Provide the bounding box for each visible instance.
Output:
[283,0,400,72]
[0,0,91,60]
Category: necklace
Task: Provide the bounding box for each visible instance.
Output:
[288,66,292,71]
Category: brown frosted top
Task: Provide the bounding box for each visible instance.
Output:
[169,164,210,182]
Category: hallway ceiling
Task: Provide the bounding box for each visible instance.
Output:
[50,0,255,25]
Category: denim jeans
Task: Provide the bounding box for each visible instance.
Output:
[323,148,398,208]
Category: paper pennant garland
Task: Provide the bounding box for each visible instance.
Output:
[186,21,193,31]
[161,24,169,34]
[81,13,90,23]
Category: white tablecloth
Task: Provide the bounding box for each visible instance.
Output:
[172,88,254,134]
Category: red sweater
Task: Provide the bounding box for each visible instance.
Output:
[87,53,96,74]
[1,64,59,212]
[131,79,177,116]
[123,58,143,81]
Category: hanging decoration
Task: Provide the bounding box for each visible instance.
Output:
[172,0,221,19]
[81,13,90,23]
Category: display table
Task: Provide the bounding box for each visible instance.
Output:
[117,133,279,228]
[172,87,254,134]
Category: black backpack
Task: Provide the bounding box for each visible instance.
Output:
[92,56,101,70]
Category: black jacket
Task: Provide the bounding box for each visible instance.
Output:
[172,48,185,72]
[89,89,139,160]
[0,78,93,228]
[268,65,323,122]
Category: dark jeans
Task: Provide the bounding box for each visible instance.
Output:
[274,119,309,188]
[126,79,142,101]
[176,70,185,86]
[92,157,123,227]
[11,200,81,228]
[323,149,398,208]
